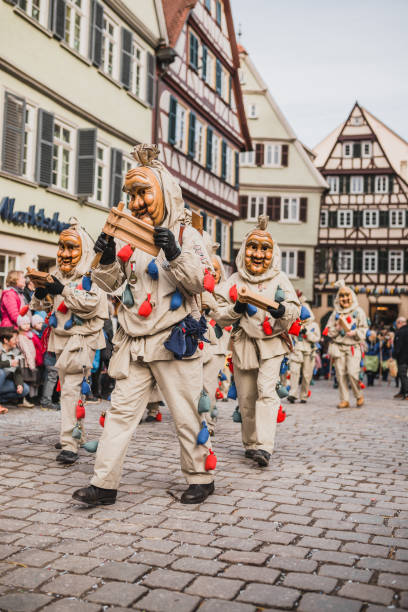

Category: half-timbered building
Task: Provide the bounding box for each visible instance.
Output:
[313,102,408,324]
[156,0,251,271]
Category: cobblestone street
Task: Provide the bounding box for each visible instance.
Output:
[0,380,407,611]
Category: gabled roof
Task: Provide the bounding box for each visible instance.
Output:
[240,49,328,189]
[314,102,408,180]
[161,0,197,48]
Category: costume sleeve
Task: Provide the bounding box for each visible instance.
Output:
[168,227,209,295]
[91,260,126,293]
[210,285,241,327]
[61,285,106,320]
[327,312,340,338]
[305,323,321,343]
[354,310,369,342]
[280,300,300,329]
[5,292,22,326]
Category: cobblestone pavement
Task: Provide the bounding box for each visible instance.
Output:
[0,380,407,611]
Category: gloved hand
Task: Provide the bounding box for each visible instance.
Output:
[34,287,47,300]
[154,227,181,261]
[94,232,116,265]
[268,303,285,319]
[44,276,64,296]
[233,300,247,314]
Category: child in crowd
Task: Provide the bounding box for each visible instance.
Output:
[365,330,380,386]
[17,314,43,400]
[0,327,32,411]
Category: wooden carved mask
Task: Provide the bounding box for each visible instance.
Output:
[123,167,164,226]
[244,230,274,276]
[338,288,353,309]
[212,256,222,285]
[57,229,82,274]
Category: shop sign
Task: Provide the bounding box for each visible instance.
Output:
[0,197,69,234]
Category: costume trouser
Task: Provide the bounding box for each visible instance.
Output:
[290,353,315,400]
[58,349,95,452]
[234,356,281,455]
[333,345,362,403]
[91,357,213,489]
[203,354,225,431]
[40,352,58,406]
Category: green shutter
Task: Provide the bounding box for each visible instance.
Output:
[354,250,362,273]
[389,175,394,194]
[353,142,361,158]
[379,249,388,273]
[109,148,123,207]
[216,1,221,25]
[202,45,207,80]
[339,176,344,194]
[379,211,388,227]
[234,151,239,188]
[146,52,155,107]
[221,140,227,180]
[120,28,133,89]
[50,0,66,41]
[215,218,222,255]
[188,112,196,158]
[201,211,207,231]
[189,32,198,70]
[216,59,222,95]
[345,176,350,194]
[168,96,177,145]
[206,127,213,171]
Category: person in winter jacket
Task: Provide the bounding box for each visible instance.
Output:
[365,330,380,386]
[72,144,215,507]
[214,215,300,467]
[326,280,368,409]
[31,219,108,464]
[288,295,320,403]
[0,271,28,328]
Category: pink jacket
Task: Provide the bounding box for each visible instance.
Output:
[0,287,23,328]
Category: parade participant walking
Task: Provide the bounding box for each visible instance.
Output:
[214,216,300,467]
[288,295,320,403]
[72,144,215,507]
[326,280,368,409]
[31,220,108,464]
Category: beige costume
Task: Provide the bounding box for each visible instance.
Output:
[289,300,320,401]
[214,229,300,455]
[327,281,368,407]
[31,221,108,451]
[90,155,214,490]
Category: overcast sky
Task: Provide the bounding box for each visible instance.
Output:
[231,0,408,149]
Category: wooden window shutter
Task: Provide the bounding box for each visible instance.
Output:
[76,129,96,197]
[216,58,222,95]
[205,0,211,10]
[388,175,394,194]
[339,175,344,194]
[281,144,289,167]
[206,127,213,171]
[404,250,408,273]
[201,45,207,80]
[229,223,234,262]
[267,196,281,221]
[255,143,264,166]
[353,142,361,158]
[239,195,248,218]
[235,151,239,187]
[188,112,196,158]
[379,210,388,227]
[109,148,123,208]
[221,140,227,180]
[120,27,133,89]
[189,32,198,70]
[354,249,362,273]
[215,218,222,255]
[353,210,360,227]
[329,211,337,227]
[2,92,26,176]
[345,176,350,193]
[146,52,155,107]
[370,175,375,193]
[332,249,338,273]
[89,0,104,67]
[201,211,207,231]
[379,249,388,273]
[35,109,54,186]
[50,0,66,40]
[168,96,177,145]
[299,197,308,222]
[297,251,305,278]
[364,175,369,193]
[216,0,221,25]
[228,75,232,105]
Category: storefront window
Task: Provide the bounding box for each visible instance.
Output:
[0,254,18,290]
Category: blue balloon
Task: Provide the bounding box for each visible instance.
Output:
[246,303,257,317]
[82,275,92,291]
[147,258,159,280]
[197,421,209,445]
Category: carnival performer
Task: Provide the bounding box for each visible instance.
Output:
[72,144,215,507]
[214,216,300,467]
[201,243,231,435]
[288,295,320,403]
[326,280,368,409]
[31,219,108,464]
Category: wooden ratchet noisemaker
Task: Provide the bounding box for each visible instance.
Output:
[26,267,53,288]
[237,286,279,311]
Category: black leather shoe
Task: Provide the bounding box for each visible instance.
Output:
[180,482,214,504]
[245,449,257,459]
[300,400,307,403]
[72,485,117,506]
[55,442,62,449]
[56,450,78,464]
[145,415,156,422]
[287,396,296,404]
[253,449,271,467]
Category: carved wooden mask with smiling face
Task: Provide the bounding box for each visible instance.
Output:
[57,229,82,274]
[212,256,222,284]
[338,287,353,309]
[244,230,274,276]
[123,167,164,226]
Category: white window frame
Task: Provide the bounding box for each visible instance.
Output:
[350,176,363,194]
[327,176,339,194]
[389,250,404,273]
[91,142,109,206]
[320,210,328,227]
[221,223,229,260]
[337,210,353,228]
[175,103,187,152]
[248,103,257,119]
[52,119,74,192]
[225,145,232,184]
[65,0,85,54]
[19,0,48,27]
[102,12,119,79]
[343,142,353,158]
[0,253,20,291]
[281,197,299,223]
[389,209,405,228]
[338,249,353,273]
[211,133,219,175]
[131,40,145,100]
[375,175,388,194]
[248,195,266,221]
[362,141,372,157]
[363,250,378,273]
[122,155,133,207]
[206,215,214,239]
[264,144,281,167]
[22,103,36,181]
[240,151,255,166]
[205,51,214,88]
[281,250,297,278]
[194,119,204,165]
[363,210,379,228]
